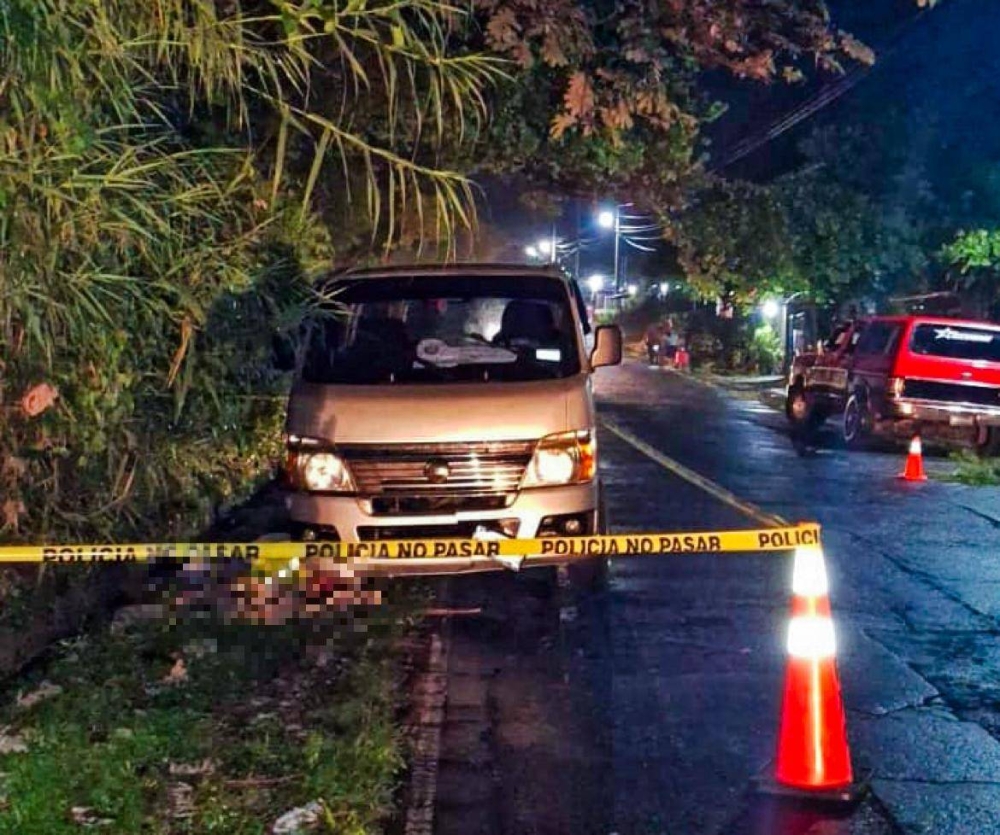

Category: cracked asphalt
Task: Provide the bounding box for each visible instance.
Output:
[433,360,1000,835]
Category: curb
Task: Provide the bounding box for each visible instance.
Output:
[682,371,786,414]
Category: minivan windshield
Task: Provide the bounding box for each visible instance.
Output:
[909,324,1000,364]
[299,275,581,385]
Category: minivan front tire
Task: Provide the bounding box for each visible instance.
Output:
[566,494,609,593]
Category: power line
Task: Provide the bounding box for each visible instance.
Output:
[711,6,934,173]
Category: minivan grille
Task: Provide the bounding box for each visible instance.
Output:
[902,379,1000,408]
[370,495,510,515]
[341,441,535,499]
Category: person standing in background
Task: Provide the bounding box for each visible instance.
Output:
[645,320,663,366]
[661,317,678,365]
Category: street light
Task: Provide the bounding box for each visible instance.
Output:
[525,230,559,263]
[761,299,780,320]
[596,205,621,291]
[773,291,808,373]
[627,284,638,297]
[587,273,604,309]
[659,282,670,296]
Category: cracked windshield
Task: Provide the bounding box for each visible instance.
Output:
[3,1,999,834]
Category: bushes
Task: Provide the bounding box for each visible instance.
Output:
[747,324,783,375]
[0,0,493,546]
[682,312,783,375]
[0,147,321,543]
[687,332,725,372]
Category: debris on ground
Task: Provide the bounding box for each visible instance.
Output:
[69,806,113,827]
[0,592,407,833]
[16,681,63,710]
[271,800,324,834]
[0,731,27,755]
[162,656,188,685]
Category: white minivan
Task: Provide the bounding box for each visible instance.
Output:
[281,264,622,576]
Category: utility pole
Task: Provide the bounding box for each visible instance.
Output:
[612,205,621,291]
[574,202,581,280]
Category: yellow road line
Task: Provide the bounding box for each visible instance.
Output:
[600,417,789,528]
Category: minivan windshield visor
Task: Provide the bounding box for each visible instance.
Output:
[909,324,1000,364]
[300,275,581,385]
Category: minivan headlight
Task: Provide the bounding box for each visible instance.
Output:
[285,447,355,493]
[522,431,596,488]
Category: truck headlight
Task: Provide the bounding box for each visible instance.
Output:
[285,447,355,493]
[522,431,596,488]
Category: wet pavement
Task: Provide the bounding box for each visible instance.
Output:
[432,360,1000,835]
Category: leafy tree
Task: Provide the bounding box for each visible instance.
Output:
[666,179,799,303]
[471,0,869,205]
[942,229,1000,315]
[668,120,927,309]
[944,230,1000,272]
[778,168,926,306]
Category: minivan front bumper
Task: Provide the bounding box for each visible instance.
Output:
[284,481,600,543]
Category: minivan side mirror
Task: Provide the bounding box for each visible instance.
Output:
[590,324,623,369]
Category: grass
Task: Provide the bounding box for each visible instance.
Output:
[939,450,1000,486]
[0,605,408,835]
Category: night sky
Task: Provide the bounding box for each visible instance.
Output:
[715,0,1000,182]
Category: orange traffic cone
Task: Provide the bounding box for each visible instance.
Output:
[758,545,863,803]
[898,435,927,482]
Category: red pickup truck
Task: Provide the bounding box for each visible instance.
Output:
[786,315,1000,455]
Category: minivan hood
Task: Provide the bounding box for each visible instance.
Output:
[285,377,594,445]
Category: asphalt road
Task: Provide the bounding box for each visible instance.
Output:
[432,360,1000,835]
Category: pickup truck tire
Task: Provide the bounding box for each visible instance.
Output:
[843,392,872,448]
[974,426,1000,458]
[786,384,824,433]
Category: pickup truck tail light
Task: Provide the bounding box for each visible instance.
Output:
[889,377,906,397]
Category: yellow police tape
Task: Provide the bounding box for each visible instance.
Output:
[0,523,821,567]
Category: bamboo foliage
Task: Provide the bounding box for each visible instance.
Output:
[0,0,502,541]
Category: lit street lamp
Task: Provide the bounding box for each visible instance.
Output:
[587,273,604,308]
[597,206,621,291]
[765,291,808,374]
[627,284,638,298]
[524,229,559,264]
[595,204,661,292]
